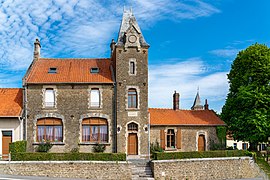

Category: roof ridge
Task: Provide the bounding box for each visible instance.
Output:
[39,58,111,60]
[0,88,22,90]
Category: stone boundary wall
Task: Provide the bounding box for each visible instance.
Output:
[0,161,132,180]
[151,157,263,180]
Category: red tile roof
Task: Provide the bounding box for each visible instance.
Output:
[149,108,225,126]
[25,58,113,84]
[0,88,23,117]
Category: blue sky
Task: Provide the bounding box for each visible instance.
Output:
[0,0,269,112]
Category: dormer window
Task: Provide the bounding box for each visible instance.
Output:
[90,67,99,74]
[48,67,57,74]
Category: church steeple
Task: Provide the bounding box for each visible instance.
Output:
[116,9,149,50]
[191,88,204,110]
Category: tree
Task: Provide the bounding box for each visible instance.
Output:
[221,43,270,150]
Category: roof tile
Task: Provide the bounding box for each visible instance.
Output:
[25,58,113,84]
[149,108,225,126]
[0,88,23,117]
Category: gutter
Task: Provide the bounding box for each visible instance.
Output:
[110,65,117,153]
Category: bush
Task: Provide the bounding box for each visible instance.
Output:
[152,150,252,160]
[11,152,126,161]
[92,143,106,153]
[36,142,53,152]
[150,140,163,154]
[9,141,27,153]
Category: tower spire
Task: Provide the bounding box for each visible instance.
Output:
[191,88,204,110]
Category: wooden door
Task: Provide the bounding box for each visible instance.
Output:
[128,133,138,155]
[198,135,205,151]
[2,131,12,159]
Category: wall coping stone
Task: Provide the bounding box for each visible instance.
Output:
[0,161,129,164]
[151,156,252,163]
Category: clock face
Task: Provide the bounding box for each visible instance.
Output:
[128,35,137,43]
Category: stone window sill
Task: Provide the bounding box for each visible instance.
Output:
[165,148,177,151]
[33,142,65,145]
[126,108,140,111]
[79,142,110,146]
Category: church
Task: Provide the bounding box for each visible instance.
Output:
[0,10,225,158]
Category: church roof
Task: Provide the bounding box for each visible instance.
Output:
[25,58,113,84]
[149,108,225,126]
[191,91,204,110]
[0,88,23,117]
[116,9,149,47]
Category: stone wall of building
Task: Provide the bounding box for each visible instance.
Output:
[150,126,221,151]
[0,161,131,180]
[114,47,149,156]
[26,84,115,153]
[151,157,262,180]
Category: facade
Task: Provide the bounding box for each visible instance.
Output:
[23,10,150,157]
[0,10,225,157]
[150,91,225,152]
[0,88,23,158]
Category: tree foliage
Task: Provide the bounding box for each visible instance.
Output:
[221,43,270,145]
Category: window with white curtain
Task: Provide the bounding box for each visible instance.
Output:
[45,88,55,107]
[82,118,108,143]
[37,118,63,142]
[90,89,100,107]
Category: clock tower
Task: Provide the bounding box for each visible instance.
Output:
[111,9,150,157]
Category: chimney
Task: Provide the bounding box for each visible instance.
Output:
[204,99,209,110]
[173,91,180,110]
[34,38,41,59]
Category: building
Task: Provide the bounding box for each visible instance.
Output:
[0,88,23,158]
[1,10,225,158]
[150,91,225,152]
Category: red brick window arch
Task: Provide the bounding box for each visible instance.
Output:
[37,118,63,142]
[128,88,137,108]
[82,118,108,143]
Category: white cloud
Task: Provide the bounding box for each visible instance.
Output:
[209,48,241,58]
[149,58,229,111]
[0,0,221,95]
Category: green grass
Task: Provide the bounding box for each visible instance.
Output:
[256,157,270,178]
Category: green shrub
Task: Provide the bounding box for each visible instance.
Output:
[152,150,252,160]
[150,140,163,154]
[11,152,126,161]
[9,141,27,153]
[36,142,53,152]
[92,143,106,153]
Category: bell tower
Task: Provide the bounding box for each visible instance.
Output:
[112,9,150,157]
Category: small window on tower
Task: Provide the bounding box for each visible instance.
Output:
[130,61,135,74]
[48,67,57,74]
[90,67,99,74]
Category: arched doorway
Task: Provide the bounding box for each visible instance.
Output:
[198,134,205,151]
[127,122,138,155]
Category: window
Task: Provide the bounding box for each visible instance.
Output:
[242,143,248,150]
[128,123,138,131]
[130,61,135,75]
[167,129,175,148]
[44,88,55,107]
[90,89,100,107]
[48,67,57,74]
[128,88,137,108]
[82,118,108,143]
[233,143,237,150]
[90,67,99,74]
[37,118,63,142]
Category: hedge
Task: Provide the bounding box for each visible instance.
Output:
[9,141,27,153]
[152,150,252,160]
[11,152,126,161]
